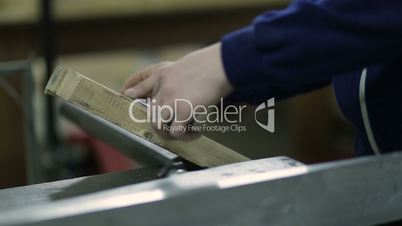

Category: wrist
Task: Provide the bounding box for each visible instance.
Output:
[211,43,234,97]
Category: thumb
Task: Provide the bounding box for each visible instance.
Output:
[124,75,157,98]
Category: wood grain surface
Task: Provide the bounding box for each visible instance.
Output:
[45,65,249,167]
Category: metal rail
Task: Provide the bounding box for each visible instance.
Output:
[0,153,400,226]
[60,102,183,169]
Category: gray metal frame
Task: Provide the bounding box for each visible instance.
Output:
[0,153,400,226]
[0,60,41,183]
[60,103,180,167]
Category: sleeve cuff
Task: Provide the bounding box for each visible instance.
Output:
[221,26,264,89]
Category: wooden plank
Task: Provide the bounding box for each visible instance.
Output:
[45,65,249,167]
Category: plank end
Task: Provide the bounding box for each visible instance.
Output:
[45,65,81,101]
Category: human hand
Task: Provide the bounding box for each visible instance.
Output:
[122,43,233,139]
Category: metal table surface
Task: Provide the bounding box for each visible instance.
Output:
[0,166,160,211]
[0,153,400,226]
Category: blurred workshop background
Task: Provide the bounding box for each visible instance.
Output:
[0,0,355,189]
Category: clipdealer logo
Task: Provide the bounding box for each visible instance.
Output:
[254,98,275,132]
[128,98,275,133]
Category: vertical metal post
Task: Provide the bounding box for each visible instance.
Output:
[40,0,58,147]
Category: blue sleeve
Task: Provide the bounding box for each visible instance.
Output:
[221,0,402,103]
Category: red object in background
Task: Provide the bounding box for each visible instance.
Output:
[68,129,135,173]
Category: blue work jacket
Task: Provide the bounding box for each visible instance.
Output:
[221,0,402,156]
